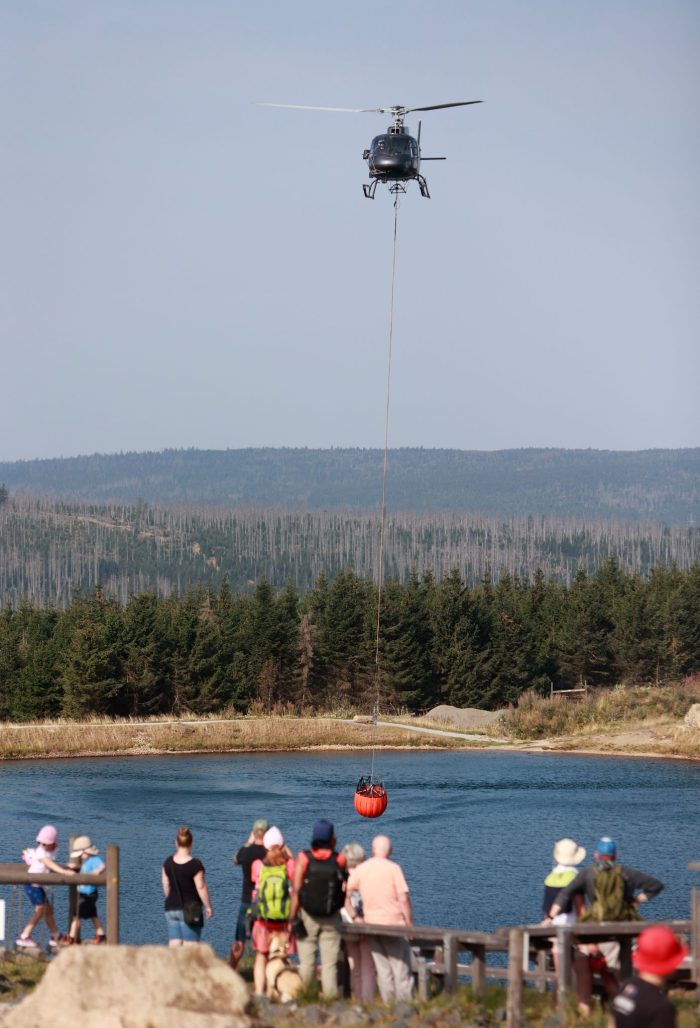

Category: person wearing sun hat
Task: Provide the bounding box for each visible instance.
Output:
[542,838,586,926]
[545,836,665,1017]
[230,818,270,969]
[546,837,664,924]
[611,925,687,1025]
[65,835,106,945]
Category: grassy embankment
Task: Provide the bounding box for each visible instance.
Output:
[0,714,467,761]
[2,960,699,1028]
[487,678,700,757]
[258,984,700,1028]
[1,680,699,761]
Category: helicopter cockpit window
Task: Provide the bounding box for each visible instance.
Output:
[386,137,412,155]
[372,135,413,156]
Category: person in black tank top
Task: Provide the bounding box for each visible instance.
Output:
[161,826,213,945]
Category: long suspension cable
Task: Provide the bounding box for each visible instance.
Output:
[370,198,400,780]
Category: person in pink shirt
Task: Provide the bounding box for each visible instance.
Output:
[345,834,414,1003]
[17,824,74,949]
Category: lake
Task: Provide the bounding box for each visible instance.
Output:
[0,750,697,955]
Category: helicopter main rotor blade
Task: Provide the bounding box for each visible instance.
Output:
[258,103,381,113]
[404,101,483,113]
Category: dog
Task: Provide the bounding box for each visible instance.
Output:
[265,932,303,1003]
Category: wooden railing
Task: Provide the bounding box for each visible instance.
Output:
[343,916,695,1028]
[0,844,120,945]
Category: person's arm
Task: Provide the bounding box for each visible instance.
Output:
[233,837,255,865]
[399,891,413,928]
[290,853,305,919]
[194,870,213,919]
[161,865,170,899]
[625,867,664,903]
[344,871,361,921]
[545,868,588,922]
[40,855,75,875]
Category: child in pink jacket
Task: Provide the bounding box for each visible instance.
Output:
[17,825,73,949]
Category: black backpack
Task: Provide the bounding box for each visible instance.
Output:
[298,850,346,917]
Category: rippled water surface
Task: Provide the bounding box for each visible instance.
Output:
[0,750,697,954]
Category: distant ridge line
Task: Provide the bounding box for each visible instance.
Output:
[1,446,698,524]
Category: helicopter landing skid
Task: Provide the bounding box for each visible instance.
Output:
[362,177,431,199]
[416,174,431,198]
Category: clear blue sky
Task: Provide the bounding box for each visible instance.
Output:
[1,1,698,460]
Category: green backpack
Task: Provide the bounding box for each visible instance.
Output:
[580,864,641,923]
[254,863,291,922]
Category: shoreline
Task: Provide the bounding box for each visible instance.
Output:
[1,736,698,765]
[0,712,697,763]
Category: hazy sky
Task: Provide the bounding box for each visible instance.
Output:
[1,1,698,461]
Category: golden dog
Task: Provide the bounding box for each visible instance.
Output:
[265,932,303,1003]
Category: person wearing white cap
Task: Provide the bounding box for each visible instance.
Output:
[66,836,106,945]
[249,827,295,996]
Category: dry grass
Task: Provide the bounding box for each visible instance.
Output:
[496,678,700,757]
[0,715,467,761]
[0,952,48,1004]
[498,680,700,740]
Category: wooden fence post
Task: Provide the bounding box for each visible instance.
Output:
[443,933,458,994]
[471,943,486,996]
[692,887,700,989]
[556,927,573,1020]
[507,928,524,1028]
[67,836,78,942]
[105,845,119,945]
[619,935,633,979]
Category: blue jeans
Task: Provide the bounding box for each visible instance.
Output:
[24,884,47,907]
[235,900,250,943]
[165,908,202,943]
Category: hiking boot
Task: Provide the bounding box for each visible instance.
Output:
[50,934,73,948]
[16,937,39,949]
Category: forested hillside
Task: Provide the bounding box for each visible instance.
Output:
[1,495,698,608]
[1,563,698,720]
[1,447,698,522]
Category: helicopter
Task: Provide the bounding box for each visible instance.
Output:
[260,100,482,199]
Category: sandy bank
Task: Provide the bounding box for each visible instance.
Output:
[0,712,697,762]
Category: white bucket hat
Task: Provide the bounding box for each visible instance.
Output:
[70,835,99,859]
[553,838,586,867]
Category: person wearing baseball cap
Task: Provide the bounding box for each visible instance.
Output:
[544,836,665,1016]
[612,925,687,1025]
[291,819,348,998]
[230,818,269,968]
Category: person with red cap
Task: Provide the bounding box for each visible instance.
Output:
[611,925,687,1026]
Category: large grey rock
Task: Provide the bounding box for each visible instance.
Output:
[683,704,700,731]
[4,945,252,1028]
